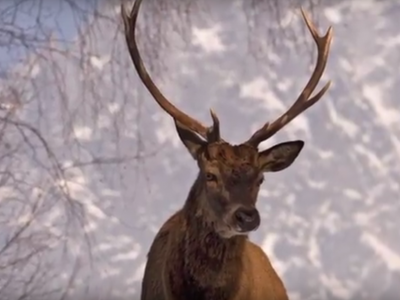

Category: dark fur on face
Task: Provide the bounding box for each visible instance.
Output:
[195,142,263,238]
[176,123,304,239]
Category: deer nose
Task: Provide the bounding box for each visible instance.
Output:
[234,207,260,232]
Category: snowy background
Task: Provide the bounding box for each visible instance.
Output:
[0,0,399,299]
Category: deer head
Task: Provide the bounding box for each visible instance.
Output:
[121,0,333,238]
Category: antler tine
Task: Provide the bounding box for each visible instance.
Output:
[121,0,209,139]
[246,8,333,147]
[206,109,222,142]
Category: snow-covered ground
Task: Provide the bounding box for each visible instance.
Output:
[0,0,399,299]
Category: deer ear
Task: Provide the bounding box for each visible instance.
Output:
[258,140,304,172]
[174,120,206,159]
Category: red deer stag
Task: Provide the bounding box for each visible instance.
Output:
[121,1,333,299]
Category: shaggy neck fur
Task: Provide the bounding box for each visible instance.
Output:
[168,173,246,300]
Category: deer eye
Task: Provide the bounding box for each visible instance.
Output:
[205,172,217,182]
[257,177,264,186]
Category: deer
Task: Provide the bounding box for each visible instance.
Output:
[121,0,333,299]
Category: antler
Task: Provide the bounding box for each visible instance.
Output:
[245,9,333,147]
[121,0,221,141]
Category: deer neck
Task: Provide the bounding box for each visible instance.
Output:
[168,174,246,299]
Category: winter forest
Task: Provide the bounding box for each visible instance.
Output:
[0,0,399,299]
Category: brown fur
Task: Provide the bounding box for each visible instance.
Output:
[140,141,294,300]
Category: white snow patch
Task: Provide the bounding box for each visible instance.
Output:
[192,25,225,53]
[74,126,93,140]
[90,55,110,70]
[361,232,400,271]
[324,7,343,24]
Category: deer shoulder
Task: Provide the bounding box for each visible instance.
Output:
[237,241,289,300]
[141,212,182,300]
